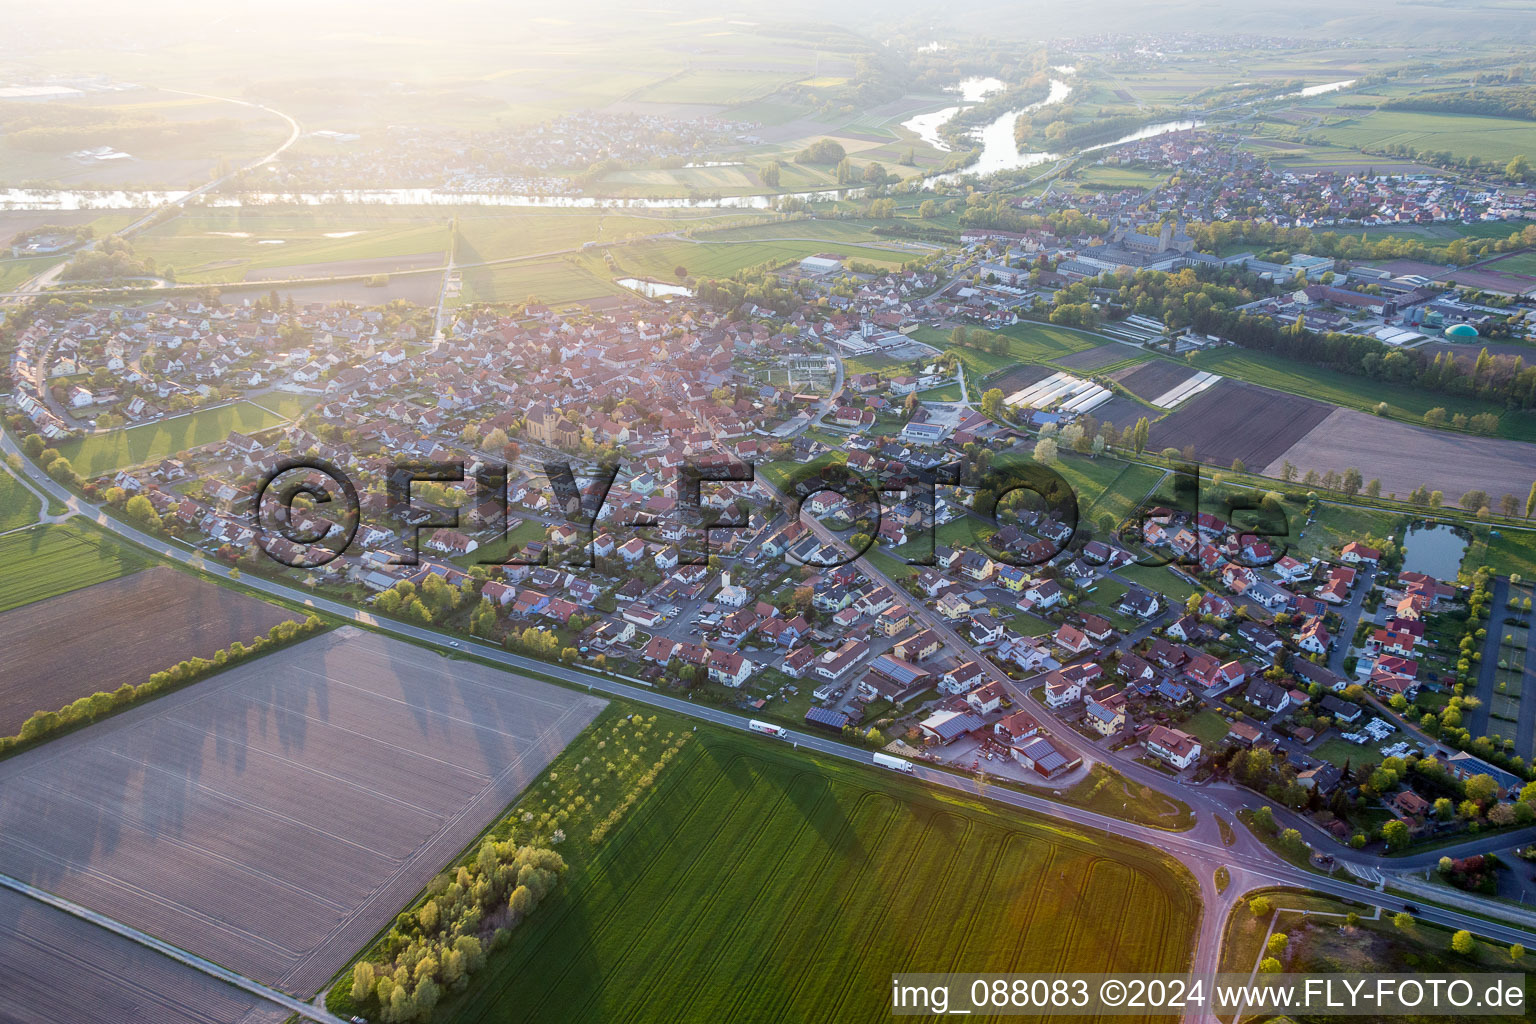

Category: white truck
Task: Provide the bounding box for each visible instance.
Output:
[872,752,915,774]
[748,719,789,739]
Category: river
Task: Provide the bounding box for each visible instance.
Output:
[899,76,1009,151]
[1290,79,1356,98]
[921,78,1076,180]
[0,185,825,212]
[0,72,1217,214]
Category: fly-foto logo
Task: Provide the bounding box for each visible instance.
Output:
[250,455,1289,571]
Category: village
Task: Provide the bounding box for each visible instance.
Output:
[8,227,1534,868]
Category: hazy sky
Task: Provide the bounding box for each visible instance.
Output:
[5,0,1534,66]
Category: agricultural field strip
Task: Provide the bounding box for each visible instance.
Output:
[0,629,605,996]
[454,757,870,1022]
[607,769,815,1021]
[665,775,838,1021]
[0,886,289,1024]
[451,734,1192,1024]
[516,751,767,1020]
[0,522,150,614]
[0,567,301,734]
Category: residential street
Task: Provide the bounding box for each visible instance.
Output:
[4,423,1536,1024]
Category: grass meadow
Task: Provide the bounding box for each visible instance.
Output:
[0,467,42,533]
[60,401,289,477]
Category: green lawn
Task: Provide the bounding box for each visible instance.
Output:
[247,392,321,420]
[914,321,1104,382]
[59,401,288,478]
[1312,736,1382,771]
[1190,348,1535,442]
[841,353,900,375]
[1482,529,1536,580]
[1053,457,1165,531]
[1069,165,1170,190]
[0,466,42,533]
[1183,710,1233,748]
[915,381,962,402]
[453,518,548,567]
[1292,501,1401,561]
[0,256,63,293]
[438,726,1200,1024]
[1486,250,1536,276]
[1113,562,1204,605]
[0,522,152,612]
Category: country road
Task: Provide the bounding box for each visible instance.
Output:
[4,422,1534,1024]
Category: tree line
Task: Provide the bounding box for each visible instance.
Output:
[1104,265,1536,413]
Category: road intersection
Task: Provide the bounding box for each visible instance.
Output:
[4,423,1536,1024]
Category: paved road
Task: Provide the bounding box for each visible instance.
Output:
[1470,575,1536,759]
[4,426,1536,1024]
[1327,565,1375,677]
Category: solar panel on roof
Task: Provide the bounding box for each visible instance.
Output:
[804,706,850,729]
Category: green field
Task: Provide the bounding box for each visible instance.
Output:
[1069,164,1171,190]
[458,257,630,306]
[247,392,321,420]
[1291,501,1400,561]
[452,517,548,567]
[453,208,772,264]
[692,218,918,246]
[1483,250,1536,276]
[1189,348,1535,442]
[0,522,152,612]
[614,235,911,280]
[913,321,1102,379]
[1183,710,1233,748]
[1314,109,1536,167]
[633,69,801,105]
[133,209,453,283]
[1059,458,1166,532]
[441,728,1199,1024]
[59,401,288,477]
[0,466,42,533]
[1482,529,1536,580]
[915,381,962,402]
[0,256,63,293]
[1312,737,1382,771]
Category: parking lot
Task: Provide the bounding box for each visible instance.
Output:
[0,627,605,997]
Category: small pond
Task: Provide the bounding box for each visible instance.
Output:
[1400,523,1469,581]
